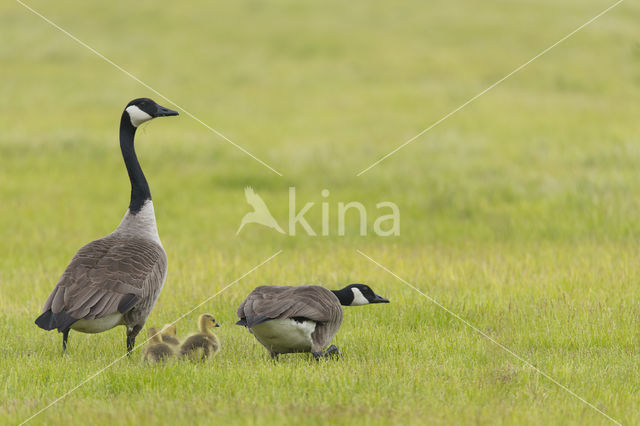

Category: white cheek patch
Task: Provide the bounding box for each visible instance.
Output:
[126,105,153,127]
[351,288,369,306]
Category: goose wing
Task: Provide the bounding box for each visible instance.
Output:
[36,235,167,332]
[237,285,343,328]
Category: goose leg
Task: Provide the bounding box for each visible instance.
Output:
[126,325,142,355]
[62,330,70,355]
[312,351,323,361]
[323,345,340,359]
[269,352,279,361]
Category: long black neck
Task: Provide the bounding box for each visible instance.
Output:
[331,288,354,306]
[120,112,151,214]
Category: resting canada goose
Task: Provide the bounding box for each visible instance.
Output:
[180,314,221,361]
[236,284,389,360]
[34,98,178,354]
[160,324,180,347]
[142,327,175,362]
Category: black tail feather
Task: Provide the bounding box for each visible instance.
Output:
[235,318,247,327]
[35,310,55,330]
[35,310,77,333]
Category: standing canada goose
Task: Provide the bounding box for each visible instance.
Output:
[160,324,180,347]
[34,98,178,355]
[236,284,389,360]
[179,314,221,361]
[142,327,175,362]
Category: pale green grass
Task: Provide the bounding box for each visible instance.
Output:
[1,0,639,424]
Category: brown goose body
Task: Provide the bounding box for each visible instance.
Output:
[237,285,344,357]
[34,98,178,354]
[38,228,167,334]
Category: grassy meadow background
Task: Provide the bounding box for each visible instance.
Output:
[1,0,639,424]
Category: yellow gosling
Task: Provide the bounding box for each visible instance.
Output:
[179,314,220,361]
[142,327,175,362]
[160,323,180,347]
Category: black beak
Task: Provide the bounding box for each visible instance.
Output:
[154,104,179,117]
[372,294,390,303]
[215,323,221,327]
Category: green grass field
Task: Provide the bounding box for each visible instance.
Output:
[1,0,639,424]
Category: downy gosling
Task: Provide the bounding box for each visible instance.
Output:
[160,323,180,347]
[179,314,221,361]
[143,327,175,362]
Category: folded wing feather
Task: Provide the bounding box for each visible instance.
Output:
[237,285,343,328]
[41,235,166,328]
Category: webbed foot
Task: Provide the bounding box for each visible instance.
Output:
[323,345,341,359]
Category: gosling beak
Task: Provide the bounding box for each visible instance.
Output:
[154,104,179,117]
[372,294,390,303]
[215,323,221,327]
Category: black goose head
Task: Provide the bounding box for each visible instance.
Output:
[124,98,179,128]
[332,284,390,306]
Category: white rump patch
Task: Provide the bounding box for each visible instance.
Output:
[350,288,369,306]
[126,105,153,127]
[250,318,316,354]
[71,312,124,333]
